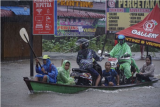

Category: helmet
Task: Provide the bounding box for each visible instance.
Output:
[76,38,89,49]
[43,55,50,59]
[117,34,125,45]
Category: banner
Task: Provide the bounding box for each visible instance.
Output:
[56,18,98,37]
[97,18,105,27]
[116,4,160,49]
[106,0,160,31]
[33,0,57,35]
[115,35,160,49]
[107,10,150,31]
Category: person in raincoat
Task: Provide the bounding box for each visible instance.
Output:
[35,55,58,83]
[105,35,132,83]
[57,60,75,85]
[76,38,103,86]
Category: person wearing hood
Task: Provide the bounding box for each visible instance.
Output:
[76,38,103,86]
[105,35,132,83]
[35,55,58,83]
[136,55,155,83]
[57,60,75,85]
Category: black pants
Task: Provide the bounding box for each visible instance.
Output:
[136,74,151,81]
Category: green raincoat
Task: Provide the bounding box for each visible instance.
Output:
[131,58,140,73]
[57,60,75,85]
[110,43,132,79]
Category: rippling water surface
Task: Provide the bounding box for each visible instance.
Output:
[1,59,160,107]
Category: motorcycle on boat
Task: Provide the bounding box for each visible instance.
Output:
[105,53,132,85]
[71,61,103,86]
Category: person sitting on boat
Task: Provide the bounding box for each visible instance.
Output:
[35,55,58,83]
[102,62,119,86]
[76,38,103,86]
[136,55,155,83]
[105,34,132,84]
[57,60,75,85]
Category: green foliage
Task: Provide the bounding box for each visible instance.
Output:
[89,37,97,50]
[131,44,140,52]
[42,37,79,52]
[42,33,160,53]
[42,34,116,53]
[130,44,160,52]
[42,39,54,52]
[146,46,160,52]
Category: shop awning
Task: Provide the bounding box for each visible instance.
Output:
[116,4,160,49]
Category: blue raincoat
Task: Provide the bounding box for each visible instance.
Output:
[35,59,58,83]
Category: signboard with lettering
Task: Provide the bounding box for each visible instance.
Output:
[107,9,150,31]
[115,35,160,49]
[57,0,93,8]
[33,0,57,35]
[106,0,160,31]
[56,18,98,37]
[116,4,160,49]
[97,18,105,27]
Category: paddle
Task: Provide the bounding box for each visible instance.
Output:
[19,28,42,68]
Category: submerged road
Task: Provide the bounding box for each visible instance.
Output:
[1,52,160,107]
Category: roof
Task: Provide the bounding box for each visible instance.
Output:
[57,2,105,18]
[116,4,160,49]
[1,4,105,18]
[58,9,105,18]
[0,9,15,17]
[1,6,30,16]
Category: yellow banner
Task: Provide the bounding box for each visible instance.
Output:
[107,12,148,31]
[115,35,160,49]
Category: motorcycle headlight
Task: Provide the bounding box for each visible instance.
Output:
[111,63,115,66]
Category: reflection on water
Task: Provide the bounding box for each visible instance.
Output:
[86,86,155,93]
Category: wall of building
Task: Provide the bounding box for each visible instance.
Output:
[1,16,42,61]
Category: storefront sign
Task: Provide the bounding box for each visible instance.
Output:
[115,35,160,48]
[106,0,160,31]
[108,0,160,8]
[131,30,159,38]
[106,8,151,31]
[97,18,105,27]
[56,18,98,36]
[33,0,57,35]
[57,0,93,8]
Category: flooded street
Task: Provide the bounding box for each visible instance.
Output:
[1,52,160,107]
[1,0,160,106]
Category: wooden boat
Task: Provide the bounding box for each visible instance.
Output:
[23,77,159,94]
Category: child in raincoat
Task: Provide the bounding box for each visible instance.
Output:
[57,60,75,85]
[35,55,58,83]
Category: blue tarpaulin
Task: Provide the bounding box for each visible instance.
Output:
[1,6,30,15]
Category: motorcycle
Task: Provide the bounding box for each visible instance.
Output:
[70,61,102,86]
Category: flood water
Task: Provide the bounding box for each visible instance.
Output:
[1,52,160,107]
